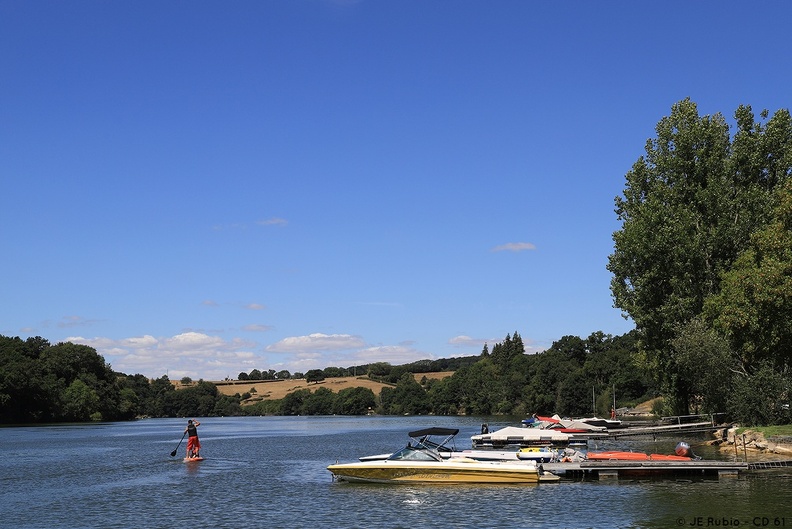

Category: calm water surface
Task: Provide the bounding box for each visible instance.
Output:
[1,416,790,528]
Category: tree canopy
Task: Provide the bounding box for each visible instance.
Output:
[609,98,792,417]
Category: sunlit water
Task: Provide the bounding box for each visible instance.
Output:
[1,416,790,528]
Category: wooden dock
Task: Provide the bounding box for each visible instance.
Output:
[606,421,719,438]
[543,460,749,480]
[747,460,792,470]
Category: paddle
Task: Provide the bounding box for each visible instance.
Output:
[170,431,187,457]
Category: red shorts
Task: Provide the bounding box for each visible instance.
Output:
[187,436,201,452]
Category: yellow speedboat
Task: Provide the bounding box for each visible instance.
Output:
[328,428,558,484]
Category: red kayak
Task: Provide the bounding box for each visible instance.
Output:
[587,451,691,461]
[648,454,692,461]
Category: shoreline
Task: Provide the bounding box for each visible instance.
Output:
[709,427,792,457]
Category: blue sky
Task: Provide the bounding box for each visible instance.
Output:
[2,1,790,381]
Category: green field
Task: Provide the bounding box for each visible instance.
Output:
[737,424,792,437]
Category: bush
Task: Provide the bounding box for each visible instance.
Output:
[728,363,791,426]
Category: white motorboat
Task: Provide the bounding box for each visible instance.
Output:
[471,426,571,449]
[330,427,560,484]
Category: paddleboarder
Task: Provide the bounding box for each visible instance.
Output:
[185,419,201,459]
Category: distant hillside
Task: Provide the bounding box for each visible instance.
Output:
[211,372,453,403]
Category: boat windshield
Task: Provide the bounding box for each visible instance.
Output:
[386,445,444,462]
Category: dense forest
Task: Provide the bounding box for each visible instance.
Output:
[0,335,244,422]
[2,98,791,427]
[0,325,788,425]
[243,330,652,418]
[0,331,652,424]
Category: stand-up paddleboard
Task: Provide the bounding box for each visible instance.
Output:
[183,456,205,462]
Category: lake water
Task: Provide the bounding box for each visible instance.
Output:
[1,416,790,529]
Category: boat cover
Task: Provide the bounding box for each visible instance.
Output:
[408,427,460,438]
[471,426,570,442]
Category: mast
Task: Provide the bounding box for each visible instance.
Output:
[612,384,616,415]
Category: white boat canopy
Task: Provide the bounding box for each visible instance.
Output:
[471,426,570,444]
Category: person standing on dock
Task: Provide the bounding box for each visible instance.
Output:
[185,419,201,458]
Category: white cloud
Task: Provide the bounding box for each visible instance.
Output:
[491,242,537,252]
[245,303,266,310]
[352,345,428,365]
[261,334,433,372]
[67,332,260,381]
[266,333,365,353]
[257,217,288,226]
[273,343,431,373]
[523,339,546,355]
[448,335,488,347]
[243,324,274,332]
[63,330,443,381]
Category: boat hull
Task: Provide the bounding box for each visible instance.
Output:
[328,460,541,484]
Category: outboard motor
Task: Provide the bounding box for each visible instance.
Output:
[675,441,691,457]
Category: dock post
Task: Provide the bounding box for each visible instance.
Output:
[598,470,619,480]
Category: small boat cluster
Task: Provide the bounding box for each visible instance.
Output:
[471,414,626,449]
[327,417,700,485]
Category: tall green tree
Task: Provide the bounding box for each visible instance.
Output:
[302,387,335,415]
[61,379,100,421]
[670,317,734,415]
[380,373,430,415]
[727,362,791,426]
[305,369,325,384]
[705,179,792,372]
[333,387,375,415]
[608,99,792,414]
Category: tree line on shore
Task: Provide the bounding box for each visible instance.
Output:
[243,331,653,418]
[0,331,647,423]
[0,327,788,425]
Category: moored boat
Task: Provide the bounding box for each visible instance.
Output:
[524,415,608,433]
[578,416,624,429]
[329,428,559,484]
[471,426,571,449]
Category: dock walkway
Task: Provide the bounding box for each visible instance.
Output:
[607,421,719,438]
[747,460,792,470]
[544,460,749,480]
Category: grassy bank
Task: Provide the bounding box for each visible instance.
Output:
[737,425,792,437]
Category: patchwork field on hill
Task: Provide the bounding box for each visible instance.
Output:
[211,372,453,401]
